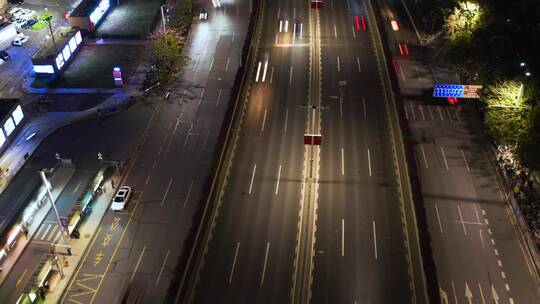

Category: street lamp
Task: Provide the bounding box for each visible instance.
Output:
[39,168,71,255]
[44,15,58,53]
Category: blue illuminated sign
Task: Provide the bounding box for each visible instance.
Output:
[433,84,464,98]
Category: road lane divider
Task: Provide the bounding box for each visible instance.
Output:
[229,242,240,284]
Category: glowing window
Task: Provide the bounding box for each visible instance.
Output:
[12,105,23,125]
[3,117,15,137]
[62,44,71,61]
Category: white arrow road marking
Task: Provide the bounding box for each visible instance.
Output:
[465,282,473,304]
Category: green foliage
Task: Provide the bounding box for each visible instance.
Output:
[173,0,194,33]
[484,107,529,146]
[481,80,524,107]
[445,1,484,42]
[516,106,540,170]
[147,29,184,79]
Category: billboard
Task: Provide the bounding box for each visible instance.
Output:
[433,84,482,99]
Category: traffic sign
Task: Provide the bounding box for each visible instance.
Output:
[433,84,483,99]
[311,0,323,9]
[304,134,322,145]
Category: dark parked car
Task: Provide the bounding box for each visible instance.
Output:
[0,50,11,61]
[21,18,37,29]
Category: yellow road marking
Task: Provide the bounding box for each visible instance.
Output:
[67,297,86,304]
[90,200,140,304]
[16,268,28,287]
[61,227,102,303]
[77,273,103,283]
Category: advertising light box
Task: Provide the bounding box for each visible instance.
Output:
[62,44,71,61]
[0,131,5,148]
[3,117,15,137]
[34,65,55,74]
[75,31,82,44]
[12,105,23,125]
[69,37,77,52]
[55,53,65,70]
[90,0,110,24]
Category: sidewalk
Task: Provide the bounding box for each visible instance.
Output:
[0,161,75,286]
[44,168,121,304]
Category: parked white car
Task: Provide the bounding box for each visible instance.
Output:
[110,186,133,211]
[12,35,29,46]
[0,59,5,66]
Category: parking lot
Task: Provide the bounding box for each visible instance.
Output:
[0,0,74,98]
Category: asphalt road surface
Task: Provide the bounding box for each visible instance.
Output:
[59,1,251,303]
[191,0,415,303]
[379,0,540,302]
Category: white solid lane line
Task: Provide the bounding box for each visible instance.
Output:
[283,109,288,132]
[229,242,240,284]
[284,19,289,32]
[457,204,468,235]
[478,283,486,304]
[225,57,230,71]
[192,57,199,71]
[363,97,367,118]
[451,281,458,304]
[275,165,282,195]
[336,56,340,72]
[341,147,345,176]
[461,149,470,172]
[249,164,257,194]
[262,60,269,82]
[420,145,428,169]
[155,250,170,286]
[289,66,293,84]
[372,220,378,259]
[161,179,173,206]
[293,23,296,43]
[269,67,275,84]
[434,203,443,234]
[356,57,362,72]
[255,61,262,82]
[367,149,372,176]
[260,242,270,285]
[341,219,345,257]
[279,20,283,32]
[440,146,449,170]
[216,89,222,106]
[334,25,337,38]
[183,180,194,208]
[130,246,147,282]
[261,109,267,132]
[209,57,215,71]
[352,26,356,38]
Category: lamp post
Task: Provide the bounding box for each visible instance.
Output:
[44,15,58,53]
[39,169,71,253]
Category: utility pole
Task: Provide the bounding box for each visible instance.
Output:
[44,16,58,53]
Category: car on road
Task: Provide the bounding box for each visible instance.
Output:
[12,34,29,46]
[111,186,133,211]
[0,50,11,61]
[199,9,208,20]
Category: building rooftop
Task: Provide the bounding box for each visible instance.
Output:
[70,0,104,18]
[0,99,19,120]
[33,27,76,59]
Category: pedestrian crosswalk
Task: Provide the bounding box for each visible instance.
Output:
[34,222,63,243]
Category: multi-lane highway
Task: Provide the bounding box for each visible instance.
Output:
[380,0,540,302]
[189,0,425,303]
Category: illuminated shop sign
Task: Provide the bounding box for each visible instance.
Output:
[34,64,55,74]
[3,117,15,137]
[12,105,23,125]
[0,131,5,148]
[89,0,110,25]
[62,44,71,61]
